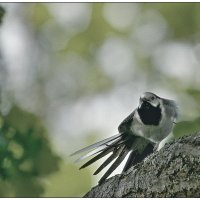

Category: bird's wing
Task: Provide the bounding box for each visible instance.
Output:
[162,98,179,120]
[118,110,135,133]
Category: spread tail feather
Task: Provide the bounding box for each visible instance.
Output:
[74,135,124,163]
[93,146,122,175]
[71,133,155,184]
[98,145,130,184]
[79,145,114,169]
[70,133,122,156]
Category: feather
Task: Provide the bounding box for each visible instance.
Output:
[72,131,154,184]
[75,136,124,163]
[93,146,122,175]
[79,134,128,168]
[79,146,114,169]
[98,145,130,184]
[74,145,108,163]
[70,133,122,156]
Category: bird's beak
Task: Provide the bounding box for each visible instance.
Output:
[139,97,149,108]
[140,97,148,103]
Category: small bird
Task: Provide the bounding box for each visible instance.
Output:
[71,92,178,184]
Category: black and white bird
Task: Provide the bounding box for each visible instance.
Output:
[71,92,178,184]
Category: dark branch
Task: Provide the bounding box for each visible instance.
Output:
[84,133,200,198]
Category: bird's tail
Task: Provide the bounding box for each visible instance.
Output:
[71,132,154,184]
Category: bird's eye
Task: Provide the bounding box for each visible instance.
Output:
[151,96,155,100]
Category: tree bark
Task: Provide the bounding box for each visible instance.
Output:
[84,133,200,197]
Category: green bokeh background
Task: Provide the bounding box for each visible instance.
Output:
[0,3,200,197]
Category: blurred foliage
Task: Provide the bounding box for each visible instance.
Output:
[29,4,52,29]
[1,2,200,197]
[186,89,200,112]
[0,5,5,24]
[174,88,200,137]
[144,3,200,40]
[0,106,60,197]
[43,160,91,197]
[65,4,119,55]
[174,117,200,138]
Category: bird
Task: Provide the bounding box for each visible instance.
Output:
[71,92,178,184]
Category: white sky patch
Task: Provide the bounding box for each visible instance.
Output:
[96,37,135,83]
[48,3,91,33]
[103,3,140,31]
[153,42,199,84]
[0,5,34,89]
[133,9,168,50]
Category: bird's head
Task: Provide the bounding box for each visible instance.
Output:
[139,92,160,108]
